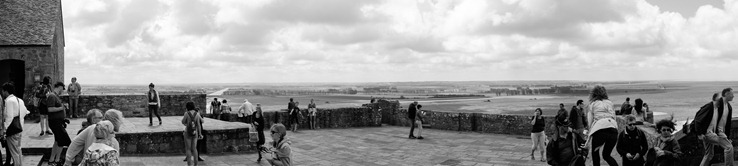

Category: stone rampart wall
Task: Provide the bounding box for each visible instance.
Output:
[117,128,252,155]
[214,107,382,130]
[60,93,207,117]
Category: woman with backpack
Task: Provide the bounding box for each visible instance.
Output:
[37,76,53,136]
[79,121,120,166]
[182,101,203,166]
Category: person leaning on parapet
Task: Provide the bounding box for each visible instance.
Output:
[619,97,632,115]
[407,101,419,139]
[616,115,648,166]
[308,99,317,130]
[148,83,162,126]
[694,88,734,166]
[67,77,81,118]
[221,99,232,121]
[238,99,254,123]
[632,98,648,124]
[48,82,71,165]
[568,100,588,142]
[530,108,546,162]
[586,85,619,166]
[2,82,30,166]
[65,109,124,166]
[211,98,222,120]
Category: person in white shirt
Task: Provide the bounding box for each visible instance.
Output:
[238,99,255,123]
[1,82,28,166]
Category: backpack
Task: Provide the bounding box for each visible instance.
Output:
[80,143,120,166]
[186,111,198,136]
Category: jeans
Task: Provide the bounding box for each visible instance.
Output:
[409,118,416,137]
[700,133,734,166]
[149,105,161,124]
[69,97,79,118]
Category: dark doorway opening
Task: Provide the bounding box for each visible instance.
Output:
[0,59,26,97]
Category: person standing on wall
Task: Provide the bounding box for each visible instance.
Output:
[210,98,221,120]
[148,83,162,126]
[407,101,418,139]
[67,77,81,118]
[2,82,28,166]
[37,76,53,136]
[238,99,254,123]
[47,82,71,165]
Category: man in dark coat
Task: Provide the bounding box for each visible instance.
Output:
[617,115,648,166]
[568,100,588,142]
[693,88,733,166]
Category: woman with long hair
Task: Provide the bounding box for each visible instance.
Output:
[586,85,619,166]
[530,108,546,162]
[182,101,203,166]
[253,103,267,162]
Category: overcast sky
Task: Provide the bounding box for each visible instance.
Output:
[62,0,738,84]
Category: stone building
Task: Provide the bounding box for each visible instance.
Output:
[0,0,65,98]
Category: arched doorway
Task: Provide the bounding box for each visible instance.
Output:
[0,59,25,97]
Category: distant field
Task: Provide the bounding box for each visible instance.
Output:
[212,81,738,122]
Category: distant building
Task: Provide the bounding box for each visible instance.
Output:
[0,0,65,98]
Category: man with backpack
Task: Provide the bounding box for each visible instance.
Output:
[407,101,418,139]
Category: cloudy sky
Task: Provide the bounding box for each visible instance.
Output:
[62,0,738,84]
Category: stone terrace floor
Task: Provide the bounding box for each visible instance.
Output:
[121,126,624,166]
[17,116,631,166]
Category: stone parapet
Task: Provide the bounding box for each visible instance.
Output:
[60,93,207,117]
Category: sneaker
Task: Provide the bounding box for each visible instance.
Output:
[159,121,163,125]
[409,136,416,139]
[149,123,153,126]
[197,157,204,161]
[183,158,187,162]
[46,131,54,135]
[39,132,44,136]
[417,136,424,139]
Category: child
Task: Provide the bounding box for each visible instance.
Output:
[265,124,292,166]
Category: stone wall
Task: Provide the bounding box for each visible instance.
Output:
[117,128,253,155]
[0,46,62,98]
[60,94,207,117]
[214,107,383,130]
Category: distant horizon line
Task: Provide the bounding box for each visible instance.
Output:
[72,79,738,86]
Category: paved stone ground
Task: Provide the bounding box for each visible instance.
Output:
[22,116,249,150]
[119,126,623,166]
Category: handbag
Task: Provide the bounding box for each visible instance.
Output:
[6,98,23,136]
[248,124,259,142]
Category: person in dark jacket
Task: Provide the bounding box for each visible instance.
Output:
[408,101,418,139]
[620,97,632,115]
[646,119,682,166]
[553,103,570,142]
[694,88,734,166]
[617,115,648,166]
[568,100,587,142]
[547,126,576,166]
[253,103,266,162]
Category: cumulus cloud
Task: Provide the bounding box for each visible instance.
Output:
[60,0,738,84]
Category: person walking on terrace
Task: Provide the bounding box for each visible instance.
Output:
[253,103,266,162]
[183,101,204,166]
[620,97,632,115]
[617,115,648,166]
[308,99,317,129]
[148,83,162,126]
[646,119,682,166]
[48,82,71,165]
[67,77,81,118]
[530,108,546,162]
[238,99,254,123]
[37,76,53,136]
[586,85,619,166]
[407,101,419,139]
[694,88,734,166]
[568,99,588,143]
[2,82,29,166]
